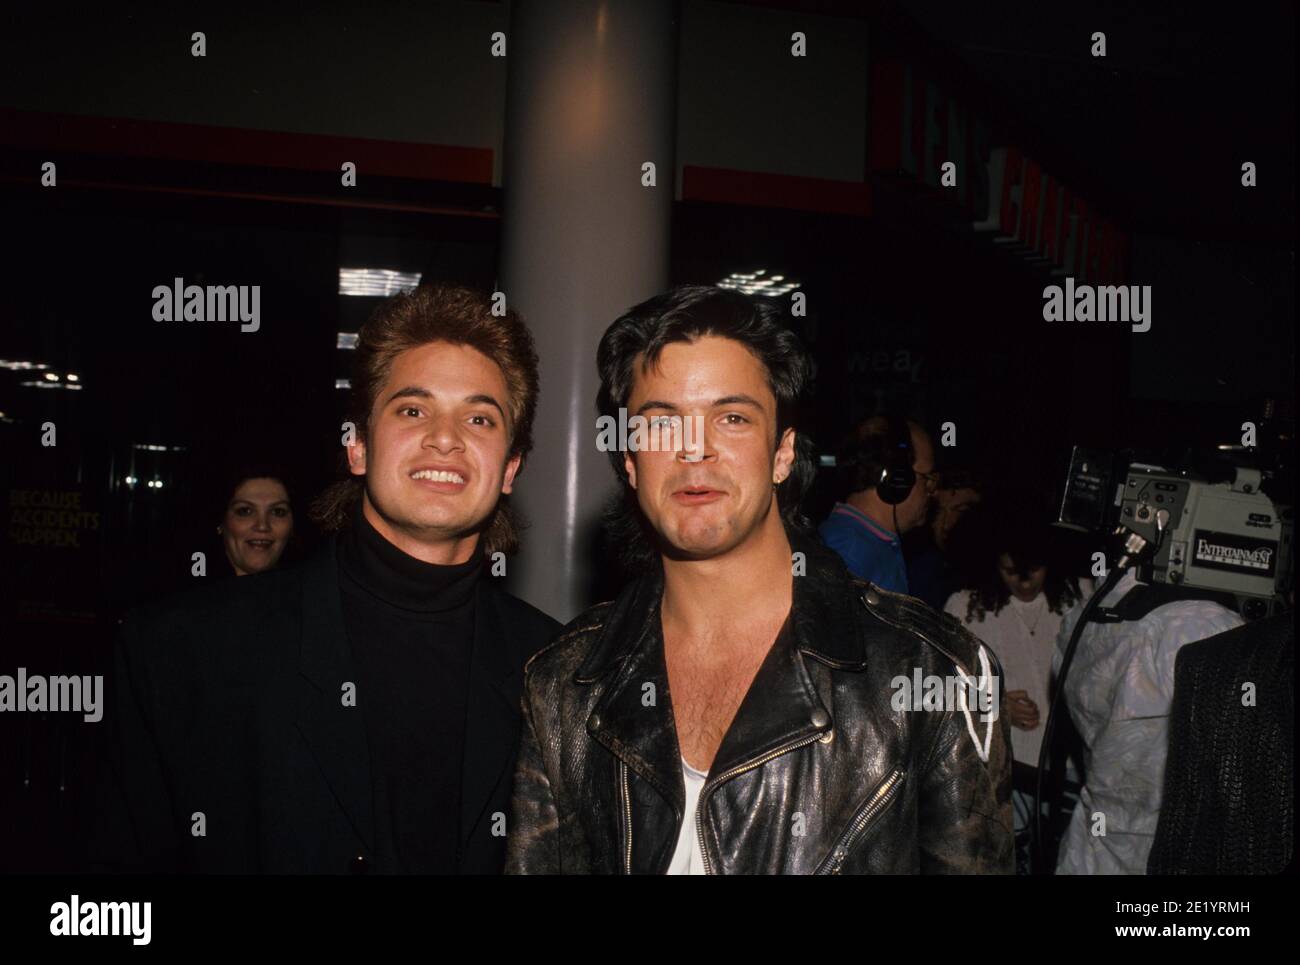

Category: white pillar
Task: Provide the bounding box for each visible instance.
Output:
[500,0,676,620]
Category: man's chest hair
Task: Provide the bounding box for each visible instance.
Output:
[664,629,775,765]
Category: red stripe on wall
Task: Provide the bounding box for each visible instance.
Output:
[681,165,870,217]
[0,108,493,184]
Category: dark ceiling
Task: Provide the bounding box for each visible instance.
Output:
[743,0,1295,242]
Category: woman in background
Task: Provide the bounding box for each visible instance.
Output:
[944,520,1086,859]
[216,466,297,576]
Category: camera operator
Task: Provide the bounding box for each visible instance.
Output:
[1051,568,1244,874]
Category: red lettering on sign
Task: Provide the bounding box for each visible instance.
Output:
[1040,175,1059,263]
[1086,217,1106,282]
[1071,197,1091,276]
[1019,158,1043,249]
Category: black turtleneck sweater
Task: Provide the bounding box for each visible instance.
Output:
[336,508,483,874]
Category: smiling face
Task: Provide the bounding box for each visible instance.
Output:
[347,340,521,564]
[622,336,795,562]
[222,477,293,576]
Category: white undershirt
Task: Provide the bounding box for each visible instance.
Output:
[667,758,709,875]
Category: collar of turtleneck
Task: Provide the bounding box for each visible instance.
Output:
[336,503,485,614]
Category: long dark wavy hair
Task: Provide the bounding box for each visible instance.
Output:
[963,517,1083,623]
[596,285,817,573]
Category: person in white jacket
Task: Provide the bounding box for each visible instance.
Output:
[944,523,1086,841]
[1050,571,1243,874]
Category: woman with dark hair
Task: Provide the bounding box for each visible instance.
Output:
[943,517,1088,851]
[946,521,1084,757]
[215,465,296,576]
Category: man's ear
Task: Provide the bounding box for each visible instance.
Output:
[346,436,367,477]
[774,427,796,483]
[500,452,523,495]
[623,451,638,490]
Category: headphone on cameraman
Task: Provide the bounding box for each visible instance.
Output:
[841,413,916,506]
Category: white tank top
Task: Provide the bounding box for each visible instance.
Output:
[667,757,709,875]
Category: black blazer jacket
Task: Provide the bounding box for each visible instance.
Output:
[90,537,560,874]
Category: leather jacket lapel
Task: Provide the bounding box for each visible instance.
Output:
[789,529,870,671]
[577,536,861,807]
[708,615,831,781]
[580,565,685,814]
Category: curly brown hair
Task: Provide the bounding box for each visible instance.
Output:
[309,284,540,556]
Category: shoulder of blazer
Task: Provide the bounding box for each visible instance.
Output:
[121,563,305,657]
[479,580,563,659]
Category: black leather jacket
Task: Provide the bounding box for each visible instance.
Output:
[506,532,1014,874]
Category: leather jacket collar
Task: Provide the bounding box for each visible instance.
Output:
[575,527,869,680]
[572,529,863,811]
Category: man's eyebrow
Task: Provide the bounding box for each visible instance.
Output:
[634,399,679,416]
[634,395,766,415]
[464,393,508,420]
[713,394,764,409]
[384,386,432,406]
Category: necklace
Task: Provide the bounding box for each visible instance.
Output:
[1011,596,1046,636]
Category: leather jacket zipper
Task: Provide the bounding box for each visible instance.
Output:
[695,731,825,875]
[814,767,906,874]
[619,761,633,874]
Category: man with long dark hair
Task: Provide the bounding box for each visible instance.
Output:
[506,286,1013,874]
[93,284,559,873]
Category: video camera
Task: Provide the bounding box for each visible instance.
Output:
[1054,421,1293,619]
